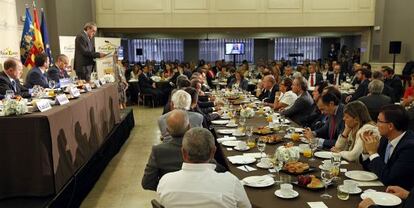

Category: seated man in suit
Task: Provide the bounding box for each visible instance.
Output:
[0,58,30,98]
[360,105,414,190]
[327,64,346,86]
[382,66,404,102]
[359,185,414,208]
[158,90,204,140]
[358,80,392,121]
[261,75,279,104]
[157,127,251,208]
[346,68,371,103]
[304,92,345,149]
[305,63,323,89]
[280,77,314,125]
[47,54,71,84]
[138,65,167,105]
[24,53,50,89]
[372,70,394,100]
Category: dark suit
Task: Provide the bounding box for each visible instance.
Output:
[263,84,279,103]
[258,89,269,101]
[47,65,70,83]
[350,79,370,102]
[358,94,392,121]
[138,72,165,104]
[74,31,100,81]
[327,73,346,85]
[384,75,404,102]
[314,104,345,148]
[0,72,30,98]
[24,67,49,88]
[281,91,314,125]
[361,131,414,190]
[227,78,249,91]
[306,73,323,87]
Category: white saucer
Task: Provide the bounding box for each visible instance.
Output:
[232,132,246,137]
[234,146,250,151]
[338,185,362,194]
[256,162,273,169]
[226,123,238,127]
[274,189,299,199]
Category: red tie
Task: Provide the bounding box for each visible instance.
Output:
[329,116,336,140]
[310,74,314,86]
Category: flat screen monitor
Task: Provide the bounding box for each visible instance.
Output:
[225,43,245,55]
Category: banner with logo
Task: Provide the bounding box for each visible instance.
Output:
[94,37,121,78]
[58,36,76,67]
[0,0,20,70]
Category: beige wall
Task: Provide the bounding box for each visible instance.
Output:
[96,0,375,28]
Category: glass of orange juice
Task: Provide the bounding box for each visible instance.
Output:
[291,133,300,141]
[303,148,312,158]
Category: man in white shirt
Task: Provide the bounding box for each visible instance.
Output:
[157,127,251,208]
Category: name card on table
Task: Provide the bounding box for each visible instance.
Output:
[70,88,80,98]
[59,78,72,88]
[94,80,101,88]
[56,94,70,105]
[36,100,52,112]
[84,84,92,92]
[99,78,106,85]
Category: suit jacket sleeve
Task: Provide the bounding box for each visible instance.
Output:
[29,70,49,88]
[47,68,60,83]
[0,78,12,95]
[75,35,100,59]
[281,97,302,117]
[141,146,161,191]
[351,81,368,101]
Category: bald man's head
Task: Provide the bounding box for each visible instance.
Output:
[166,109,190,137]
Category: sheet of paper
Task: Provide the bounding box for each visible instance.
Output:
[307,201,328,208]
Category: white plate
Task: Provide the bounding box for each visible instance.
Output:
[338,185,362,194]
[232,132,246,137]
[226,123,238,127]
[314,151,333,159]
[217,129,235,135]
[228,156,256,164]
[361,191,402,206]
[345,170,378,181]
[220,115,231,120]
[242,176,275,188]
[256,162,273,169]
[274,189,299,199]
[234,146,250,151]
[212,120,230,125]
[318,165,331,171]
[222,141,239,147]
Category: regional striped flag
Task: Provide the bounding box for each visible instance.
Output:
[19,6,34,67]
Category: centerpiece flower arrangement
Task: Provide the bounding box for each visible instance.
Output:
[240,106,255,118]
[274,143,300,163]
[2,99,28,116]
[103,74,115,83]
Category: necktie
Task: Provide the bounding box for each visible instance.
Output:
[11,80,17,92]
[310,74,314,86]
[334,74,337,85]
[384,142,393,164]
[329,115,336,140]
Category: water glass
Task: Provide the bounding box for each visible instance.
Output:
[337,185,349,200]
[5,90,14,100]
[48,80,56,89]
[321,169,333,199]
[257,140,266,158]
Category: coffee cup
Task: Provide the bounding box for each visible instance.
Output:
[322,160,332,169]
[280,183,293,195]
[236,141,248,150]
[343,180,358,192]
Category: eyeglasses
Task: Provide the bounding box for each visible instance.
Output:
[377,119,390,124]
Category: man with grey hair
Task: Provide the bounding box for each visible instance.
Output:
[157,127,251,208]
[158,90,204,140]
[47,54,71,83]
[260,75,278,104]
[358,79,392,121]
[372,70,394,101]
[142,109,190,191]
[74,22,106,81]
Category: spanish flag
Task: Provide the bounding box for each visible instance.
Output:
[25,2,44,68]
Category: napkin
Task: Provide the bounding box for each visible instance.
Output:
[341,161,349,165]
[237,165,257,172]
[217,136,237,143]
[243,152,266,158]
[352,180,384,187]
[242,175,273,185]
[227,155,255,164]
[307,202,328,208]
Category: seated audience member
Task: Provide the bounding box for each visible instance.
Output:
[158,90,203,140]
[327,64,346,86]
[273,77,297,111]
[129,64,142,80]
[138,65,167,105]
[0,58,30,98]
[402,73,414,107]
[261,75,279,104]
[382,66,404,102]
[331,101,379,161]
[216,66,228,80]
[302,81,329,129]
[47,54,71,83]
[346,68,371,103]
[281,65,293,80]
[157,127,251,208]
[305,62,323,89]
[360,105,414,190]
[371,70,394,100]
[184,87,211,128]
[359,186,414,208]
[358,80,392,121]
[280,77,314,125]
[227,69,248,91]
[24,53,50,89]
[162,76,191,114]
[304,92,344,149]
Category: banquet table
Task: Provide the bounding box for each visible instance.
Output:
[213,115,386,208]
[0,83,121,199]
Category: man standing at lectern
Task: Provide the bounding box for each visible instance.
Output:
[74,22,105,81]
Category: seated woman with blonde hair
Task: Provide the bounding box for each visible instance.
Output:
[331,101,379,161]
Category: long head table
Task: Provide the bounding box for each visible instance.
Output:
[214,116,385,208]
[0,84,121,199]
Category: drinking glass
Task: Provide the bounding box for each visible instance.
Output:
[257,139,266,159]
[5,90,14,100]
[337,184,349,200]
[48,80,56,89]
[239,117,246,128]
[321,169,333,199]
[309,137,318,161]
[246,126,254,148]
[331,152,342,181]
[274,159,284,183]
